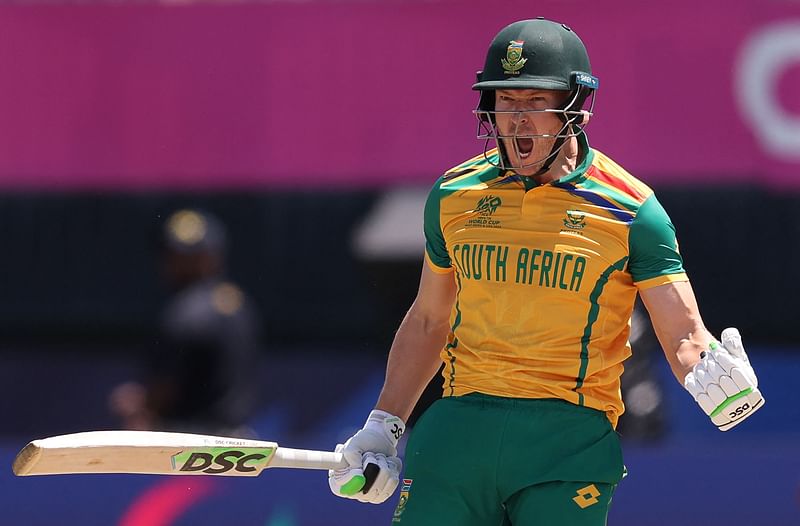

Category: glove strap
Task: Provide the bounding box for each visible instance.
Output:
[365,410,406,447]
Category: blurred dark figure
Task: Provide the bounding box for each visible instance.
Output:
[110,209,260,436]
[616,298,668,442]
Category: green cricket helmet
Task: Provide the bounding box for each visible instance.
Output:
[473,18,599,173]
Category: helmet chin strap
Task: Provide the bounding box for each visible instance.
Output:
[509,119,575,179]
[486,125,572,178]
[530,88,587,179]
[531,135,567,179]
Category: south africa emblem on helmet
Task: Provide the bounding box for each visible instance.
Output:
[501,40,527,75]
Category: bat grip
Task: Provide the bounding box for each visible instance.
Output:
[271,447,347,470]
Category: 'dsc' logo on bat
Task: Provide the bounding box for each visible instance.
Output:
[171,448,273,475]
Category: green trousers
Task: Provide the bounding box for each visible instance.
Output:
[391,394,625,525]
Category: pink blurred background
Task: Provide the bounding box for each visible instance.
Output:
[0,0,798,189]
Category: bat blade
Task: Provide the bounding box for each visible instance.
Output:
[13,431,345,477]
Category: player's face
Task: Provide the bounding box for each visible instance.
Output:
[494,89,569,175]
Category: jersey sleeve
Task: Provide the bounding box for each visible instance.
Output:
[423,177,453,273]
[628,194,688,289]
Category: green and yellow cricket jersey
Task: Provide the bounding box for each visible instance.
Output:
[424,134,687,427]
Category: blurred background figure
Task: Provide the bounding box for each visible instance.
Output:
[616,300,667,442]
[109,209,260,436]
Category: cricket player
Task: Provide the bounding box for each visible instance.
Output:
[329,18,764,525]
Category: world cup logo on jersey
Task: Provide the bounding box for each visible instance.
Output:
[476,195,502,216]
[502,40,527,75]
[468,195,503,228]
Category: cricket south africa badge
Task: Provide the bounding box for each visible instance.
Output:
[501,40,527,75]
[392,478,413,522]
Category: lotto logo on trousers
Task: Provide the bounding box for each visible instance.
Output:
[572,484,601,509]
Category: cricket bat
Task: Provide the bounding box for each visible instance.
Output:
[13,430,347,477]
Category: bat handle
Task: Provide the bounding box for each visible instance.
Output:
[361,462,380,494]
[271,447,347,470]
[272,447,384,497]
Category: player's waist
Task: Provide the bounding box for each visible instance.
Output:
[452,392,606,416]
[445,383,622,426]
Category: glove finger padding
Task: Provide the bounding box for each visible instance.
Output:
[720,328,745,359]
[684,372,700,397]
[714,353,756,390]
[704,356,723,382]
[694,367,712,391]
[718,375,740,398]
[705,383,728,408]
[353,453,402,504]
[731,365,758,390]
[694,392,718,415]
[328,443,367,497]
[684,328,764,431]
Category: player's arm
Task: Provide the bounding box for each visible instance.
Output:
[640,282,764,431]
[375,262,457,420]
[632,195,763,431]
[638,280,712,382]
[327,262,456,504]
[328,179,456,504]
[637,279,765,426]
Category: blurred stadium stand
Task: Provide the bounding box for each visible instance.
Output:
[0,192,382,345]
[0,188,795,346]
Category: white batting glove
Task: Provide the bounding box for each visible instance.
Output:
[684,328,764,431]
[328,410,405,504]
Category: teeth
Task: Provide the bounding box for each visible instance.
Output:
[515,137,534,158]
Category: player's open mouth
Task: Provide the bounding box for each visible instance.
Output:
[516,137,534,158]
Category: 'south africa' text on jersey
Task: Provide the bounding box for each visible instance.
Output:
[451,243,587,292]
